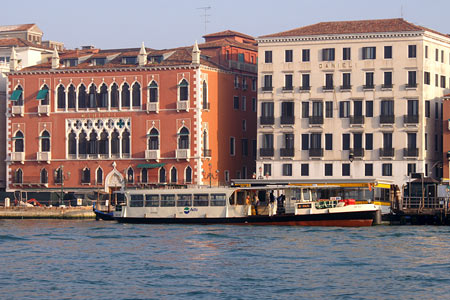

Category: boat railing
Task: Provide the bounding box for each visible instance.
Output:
[402,196,447,210]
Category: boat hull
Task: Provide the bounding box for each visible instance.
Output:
[115,210,376,227]
[94,209,115,221]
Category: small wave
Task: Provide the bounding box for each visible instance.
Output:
[0,234,28,241]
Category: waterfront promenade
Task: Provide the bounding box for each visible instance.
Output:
[0,206,95,219]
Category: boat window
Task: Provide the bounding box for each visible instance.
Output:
[302,189,310,201]
[161,194,175,207]
[211,194,226,206]
[375,188,390,202]
[130,194,144,207]
[236,191,246,205]
[115,192,125,205]
[177,194,192,207]
[145,194,159,207]
[193,194,209,206]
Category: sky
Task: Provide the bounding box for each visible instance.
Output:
[2,0,450,50]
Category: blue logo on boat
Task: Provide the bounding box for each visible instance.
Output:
[184,207,190,214]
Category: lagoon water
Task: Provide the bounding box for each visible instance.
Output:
[1,220,449,300]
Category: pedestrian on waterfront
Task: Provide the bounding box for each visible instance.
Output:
[253,194,259,215]
[269,191,275,216]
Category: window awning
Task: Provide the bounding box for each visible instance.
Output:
[36,89,48,100]
[146,133,159,137]
[10,90,22,101]
[137,163,165,169]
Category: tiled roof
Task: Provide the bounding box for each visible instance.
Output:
[259,18,445,38]
[203,30,255,41]
[0,37,52,50]
[199,38,257,51]
[0,24,36,32]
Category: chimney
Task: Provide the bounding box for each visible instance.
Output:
[192,41,200,65]
[10,47,18,71]
[138,42,147,66]
[51,46,60,69]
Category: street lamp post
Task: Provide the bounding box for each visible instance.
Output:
[55,165,70,207]
[203,163,219,188]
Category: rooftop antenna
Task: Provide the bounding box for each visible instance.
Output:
[197,6,211,34]
[401,4,404,18]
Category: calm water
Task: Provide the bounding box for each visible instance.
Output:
[1,220,449,300]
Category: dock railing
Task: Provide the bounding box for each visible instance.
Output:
[401,196,448,212]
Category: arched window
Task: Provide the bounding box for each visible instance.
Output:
[149,81,158,103]
[185,166,192,183]
[40,85,49,105]
[14,131,24,152]
[159,167,166,183]
[99,130,108,155]
[57,85,65,109]
[141,168,148,183]
[12,85,23,106]
[55,167,63,184]
[132,82,141,107]
[111,130,119,156]
[15,169,23,184]
[79,130,87,155]
[122,129,130,156]
[40,169,48,184]
[203,129,208,155]
[96,168,103,185]
[82,167,90,184]
[170,167,177,183]
[68,84,76,109]
[121,83,130,108]
[89,131,98,155]
[68,130,76,155]
[202,81,208,109]
[99,83,108,108]
[88,84,97,108]
[40,130,50,152]
[178,127,189,149]
[78,84,86,108]
[110,83,119,108]
[127,168,134,183]
[148,128,159,150]
[179,79,189,101]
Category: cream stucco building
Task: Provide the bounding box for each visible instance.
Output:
[255,18,450,188]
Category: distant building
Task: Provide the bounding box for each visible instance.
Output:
[256,18,449,188]
[5,31,257,200]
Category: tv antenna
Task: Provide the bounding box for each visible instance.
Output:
[197,6,211,34]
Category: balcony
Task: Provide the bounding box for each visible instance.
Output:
[147,102,159,113]
[280,148,294,157]
[403,148,419,157]
[309,116,324,125]
[145,149,160,161]
[351,148,365,158]
[259,148,274,157]
[340,85,352,91]
[260,116,275,125]
[203,149,212,158]
[38,104,50,116]
[280,115,295,125]
[403,115,419,125]
[350,115,365,125]
[262,86,273,92]
[228,60,257,73]
[176,149,190,160]
[322,85,334,92]
[405,83,417,89]
[309,148,324,157]
[11,105,24,116]
[37,152,51,163]
[11,152,24,163]
[282,86,294,92]
[363,84,375,90]
[380,115,395,124]
[381,84,393,90]
[379,148,394,158]
[299,86,311,91]
[177,100,189,112]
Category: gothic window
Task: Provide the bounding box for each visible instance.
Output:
[79,131,87,155]
[141,168,148,183]
[99,83,108,108]
[159,167,166,183]
[127,168,134,183]
[202,81,208,109]
[68,84,76,108]
[132,82,141,107]
[178,127,189,149]
[99,130,108,155]
[170,167,177,183]
[96,168,103,185]
[185,166,192,183]
[39,85,49,105]
[122,129,130,155]
[89,131,98,155]
[110,83,119,108]
[57,85,65,109]
[78,84,86,108]
[111,130,119,156]
[82,168,90,184]
[15,169,23,184]
[149,81,158,103]
[179,79,189,101]
[121,83,130,108]
[11,85,23,105]
[40,169,48,184]
[148,128,159,150]
[68,131,76,155]
[14,131,24,152]
[40,130,50,152]
[88,84,97,108]
[55,167,63,184]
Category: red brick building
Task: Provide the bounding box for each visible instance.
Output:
[6,31,257,201]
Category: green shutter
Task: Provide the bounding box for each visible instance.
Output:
[10,90,22,101]
[137,163,166,168]
[36,89,48,100]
